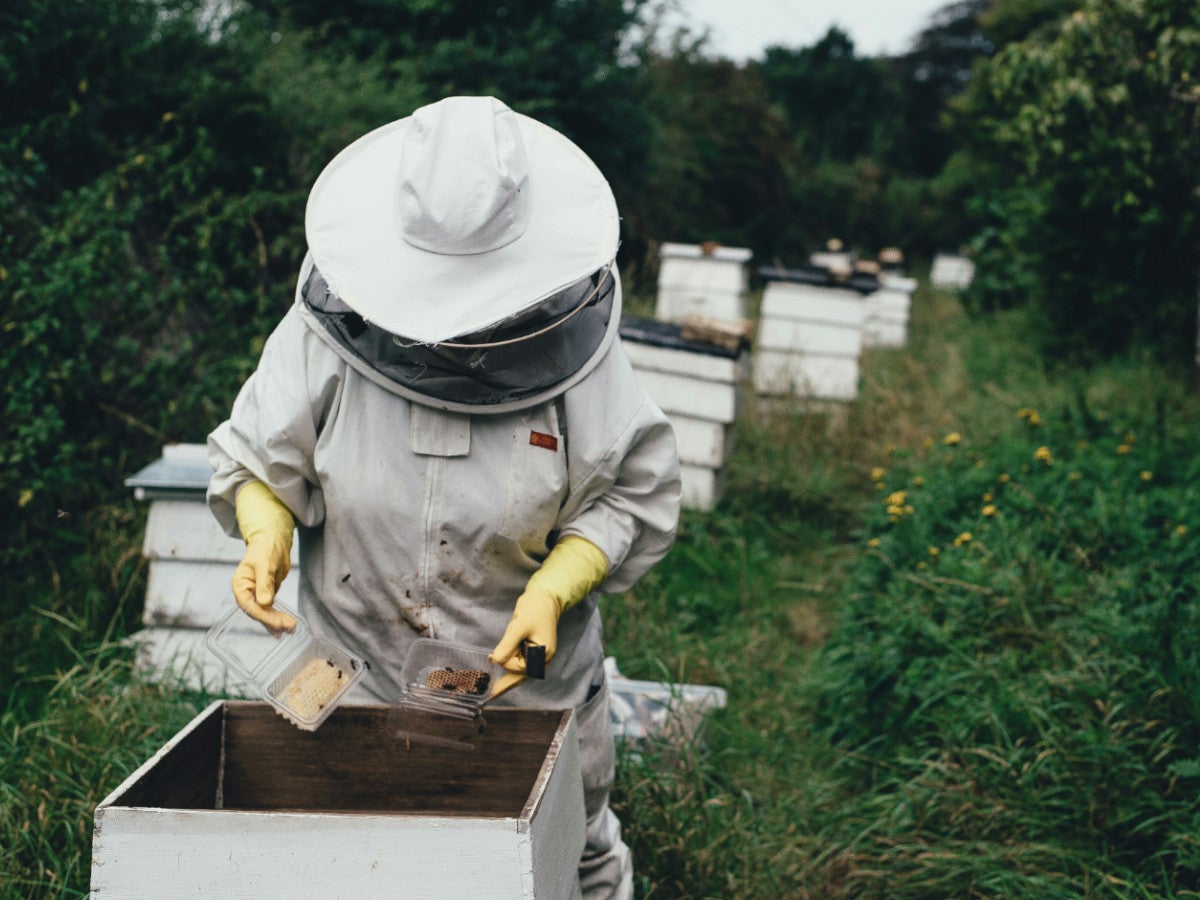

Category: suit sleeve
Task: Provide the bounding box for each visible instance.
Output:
[206,306,338,536]
[557,340,681,593]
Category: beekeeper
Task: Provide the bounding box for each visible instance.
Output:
[206,95,681,899]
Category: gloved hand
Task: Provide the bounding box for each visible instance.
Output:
[232,480,297,636]
[489,535,608,699]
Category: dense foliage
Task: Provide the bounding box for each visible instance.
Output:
[960,0,1200,359]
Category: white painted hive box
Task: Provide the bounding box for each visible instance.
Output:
[752,269,870,401]
[91,701,586,899]
[620,317,747,511]
[863,276,916,348]
[125,444,298,692]
[655,242,752,324]
[930,253,975,289]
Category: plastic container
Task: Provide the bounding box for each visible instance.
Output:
[388,639,506,750]
[204,603,366,732]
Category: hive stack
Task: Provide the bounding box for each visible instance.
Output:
[752,265,876,402]
[654,241,753,325]
[125,443,298,691]
[620,316,749,511]
[863,274,917,348]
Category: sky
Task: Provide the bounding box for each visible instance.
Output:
[669,0,954,60]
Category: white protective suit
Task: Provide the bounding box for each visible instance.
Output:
[207,260,681,899]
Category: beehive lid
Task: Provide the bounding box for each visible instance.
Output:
[619,316,742,359]
[126,443,214,501]
[758,264,879,296]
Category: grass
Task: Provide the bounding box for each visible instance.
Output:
[4,274,1200,898]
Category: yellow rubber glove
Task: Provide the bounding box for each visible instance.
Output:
[233,480,297,636]
[489,535,608,699]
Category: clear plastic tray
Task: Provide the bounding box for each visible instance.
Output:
[204,603,366,732]
[388,639,506,750]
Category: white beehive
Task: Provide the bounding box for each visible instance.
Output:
[863,274,918,348]
[931,253,975,289]
[752,267,873,401]
[654,242,752,324]
[125,444,298,691]
[91,701,586,899]
[620,317,747,511]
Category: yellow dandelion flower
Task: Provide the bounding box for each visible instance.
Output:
[875,481,886,491]
[953,531,973,547]
[1034,446,1053,464]
[904,505,914,515]
[1017,408,1033,420]
[982,504,997,517]
[1174,525,1188,537]
[886,505,904,517]
[868,537,881,547]
[982,492,993,502]
[886,490,907,507]
[912,476,925,487]
[1027,411,1042,426]
[944,432,962,446]
[1140,470,1152,482]
[998,473,1010,484]
[1116,444,1131,455]
[1068,471,1082,482]
[871,467,886,481]
[928,546,940,558]
[917,561,928,570]
[923,437,935,449]
[1124,431,1136,444]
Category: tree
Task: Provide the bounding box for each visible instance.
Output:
[757,28,901,164]
[958,0,1200,361]
[231,0,652,214]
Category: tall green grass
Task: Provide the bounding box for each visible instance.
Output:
[4,278,1199,897]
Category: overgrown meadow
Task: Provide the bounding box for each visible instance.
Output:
[4,280,1200,898]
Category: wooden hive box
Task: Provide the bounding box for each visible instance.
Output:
[752,266,874,402]
[619,316,748,511]
[91,701,586,899]
[930,252,975,289]
[125,444,298,691]
[863,275,917,348]
[654,242,752,325]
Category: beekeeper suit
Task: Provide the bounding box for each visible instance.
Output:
[206,95,681,900]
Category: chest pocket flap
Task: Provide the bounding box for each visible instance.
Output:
[410,404,471,457]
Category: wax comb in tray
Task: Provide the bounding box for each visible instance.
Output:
[205,603,367,732]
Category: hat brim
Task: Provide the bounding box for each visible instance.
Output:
[305,111,620,344]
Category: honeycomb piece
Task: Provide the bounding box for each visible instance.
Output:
[425,667,491,695]
[278,657,345,721]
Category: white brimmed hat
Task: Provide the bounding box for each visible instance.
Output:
[304,95,620,344]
